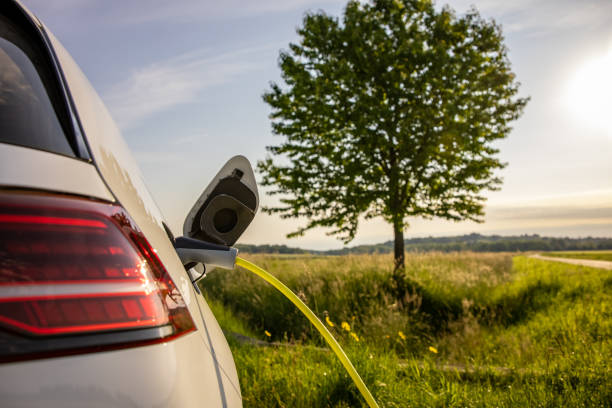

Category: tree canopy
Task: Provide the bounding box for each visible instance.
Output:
[259,0,528,271]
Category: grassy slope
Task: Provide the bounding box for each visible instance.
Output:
[545,251,612,262]
[201,253,612,407]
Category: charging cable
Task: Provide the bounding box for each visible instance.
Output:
[174,240,379,407]
[235,257,379,408]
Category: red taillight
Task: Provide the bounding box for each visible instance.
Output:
[0,191,194,358]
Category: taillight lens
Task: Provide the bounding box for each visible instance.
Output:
[0,191,195,361]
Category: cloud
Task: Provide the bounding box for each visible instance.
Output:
[169,133,207,146]
[22,0,611,34]
[117,0,344,25]
[446,0,612,34]
[102,44,273,129]
[241,189,612,248]
[133,151,182,165]
[22,0,345,26]
[481,190,612,232]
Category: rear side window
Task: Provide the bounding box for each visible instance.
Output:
[0,12,76,157]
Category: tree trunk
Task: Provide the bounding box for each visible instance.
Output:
[393,221,405,273]
[392,221,406,301]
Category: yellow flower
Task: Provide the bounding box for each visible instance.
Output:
[350,332,360,342]
[264,330,271,337]
[341,321,351,332]
[398,331,406,340]
[428,346,438,354]
[325,316,335,327]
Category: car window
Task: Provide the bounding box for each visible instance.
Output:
[0,13,76,157]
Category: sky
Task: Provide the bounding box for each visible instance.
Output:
[21,0,612,249]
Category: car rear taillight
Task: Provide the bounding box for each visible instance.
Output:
[0,191,195,361]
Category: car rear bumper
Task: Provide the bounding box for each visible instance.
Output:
[0,331,241,407]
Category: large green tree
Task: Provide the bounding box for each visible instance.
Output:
[259,0,528,275]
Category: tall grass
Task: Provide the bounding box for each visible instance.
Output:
[203,253,513,350]
[200,253,612,407]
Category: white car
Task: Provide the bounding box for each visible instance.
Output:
[0,1,257,406]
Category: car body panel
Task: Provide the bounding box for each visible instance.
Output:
[0,1,242,406]
[44,29,240,389]
[0,332,241,408]
[0,143,113,201]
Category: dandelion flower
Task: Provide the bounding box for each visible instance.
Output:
[428,346,438,354]
[325,316,335,327]
[350,332,360,342]
[264,330,271,337]
[341,321,351,332]
[398,331,406,340]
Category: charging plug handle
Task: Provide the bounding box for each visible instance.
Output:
[174,236,238,270]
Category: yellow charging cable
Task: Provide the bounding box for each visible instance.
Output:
[235,257,379,408]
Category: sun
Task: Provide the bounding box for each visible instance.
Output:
[565,46,612,134]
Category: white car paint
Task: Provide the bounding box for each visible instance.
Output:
[0,143,113,201]
[0,1,242,406]
[1,333,241,408]
[44,30,240,389]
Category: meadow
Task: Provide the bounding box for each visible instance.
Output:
[200,253,612,407]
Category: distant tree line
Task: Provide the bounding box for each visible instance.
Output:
[236,244,312,254]
[237,234,612,255]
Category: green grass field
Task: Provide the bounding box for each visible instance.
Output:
[200,253,612,407]
[544,251,612,262]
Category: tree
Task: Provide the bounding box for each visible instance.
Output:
[259,0,528,276]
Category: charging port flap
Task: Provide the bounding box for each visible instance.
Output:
[183,156,259,247]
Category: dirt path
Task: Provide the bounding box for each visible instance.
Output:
[530,254,612,270]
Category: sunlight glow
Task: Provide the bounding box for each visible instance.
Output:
[565,46,612,133]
